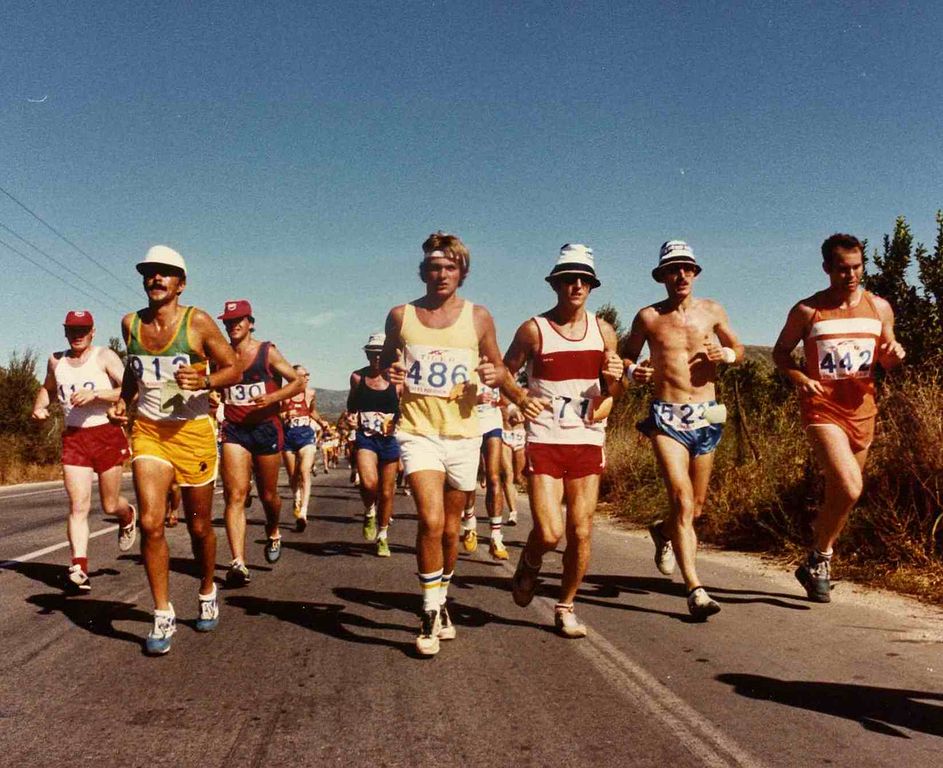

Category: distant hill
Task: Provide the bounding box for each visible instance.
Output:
[743,345,774,365]
[313,388,348,418]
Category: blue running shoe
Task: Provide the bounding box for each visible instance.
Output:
[195,590,219,632]
[264,536,282,564]
[146,606,176,655]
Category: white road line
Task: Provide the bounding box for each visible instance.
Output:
[0,487,67,500]
[0,525,118,569]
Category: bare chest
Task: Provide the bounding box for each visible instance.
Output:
[648,311,714,356]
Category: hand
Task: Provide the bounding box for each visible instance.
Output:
[631,358,655,383]
[387,361,407,386]
[31,406,49,421]
[476,355,498,386]
[798,376,825,397]
[70,389,97,407]
[108,399,129,425]
[250,393,277,410]
[601,351,624,384]
[879,340,906,368]
[174,365,204,391]
[704,338,725,363]
[520,395,550,421]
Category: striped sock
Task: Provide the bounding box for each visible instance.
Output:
[489,516,503,543]
[462,505,476,531]
[419,569,443,612]
[440,571,454,606]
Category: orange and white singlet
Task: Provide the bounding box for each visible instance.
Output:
[800,290,882,449]
[525,313,606,446]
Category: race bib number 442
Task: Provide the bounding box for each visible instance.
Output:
[816,338,875,381]
[403,345,473,398]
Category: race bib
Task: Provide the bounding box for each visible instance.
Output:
[655,401,720,431]
[551,394,592,428]
[476,386,501,414]
[359,410,395,436]
[816,338,875,381]
[224,381,267,405]
[57,381,95,404]
[403,345,473,398]
[288,415,311,429]
[129,353,190,387]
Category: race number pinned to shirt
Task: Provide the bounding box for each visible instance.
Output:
[816,338,876,381]
[656,401,713,432]
[129,353,198,415]
[403,344,473,399]
[476,386,501,415]
[288,415,311,429]
[224,382,266,405]
[359,410,396,436]
[551,394,592,428]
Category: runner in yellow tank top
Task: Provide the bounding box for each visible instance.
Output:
[109,245,240,655]
[380,231,509,656]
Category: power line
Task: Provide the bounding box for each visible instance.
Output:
[0,183,141,298]
[0,235,125,313]
[0,219,128,309]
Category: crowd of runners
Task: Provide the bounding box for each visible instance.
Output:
[30,231,904,655]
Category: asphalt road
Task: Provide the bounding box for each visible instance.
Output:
[0,469,941,768]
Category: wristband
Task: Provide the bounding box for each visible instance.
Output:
[720,347,736,364]
[203,374,212,389]
[622,363,638,386]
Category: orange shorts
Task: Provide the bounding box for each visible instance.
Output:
[802,409,876,453]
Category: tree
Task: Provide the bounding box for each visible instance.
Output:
[0,349,41,435]
[596,302,625,340]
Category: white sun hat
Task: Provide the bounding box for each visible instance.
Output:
[544,243,600,288]
[363,332,386,350]
[136,245,187,277]
[652,240,701,282]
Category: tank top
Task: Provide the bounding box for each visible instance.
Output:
[352,374,400,437]
[223,341,282,426]
[476,385,503,435]
[525,313,607,446]
[283,391,312,429]
[126,306,209,422]
[801,290,882,419]
[54,347,115,428]
[398,300,480,438]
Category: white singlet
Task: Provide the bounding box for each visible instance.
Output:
[54,348,115,429]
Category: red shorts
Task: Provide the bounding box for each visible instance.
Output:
[525,442,605,480]
[62,423,130,474]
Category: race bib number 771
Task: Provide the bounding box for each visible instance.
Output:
[403,345,473,398]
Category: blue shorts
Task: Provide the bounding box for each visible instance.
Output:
[637,400,723,457]
[481,427,503,442]
[221,419,283,456]
[355,431,401,463]
[283,424,316,453]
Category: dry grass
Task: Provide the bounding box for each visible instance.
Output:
[602,368,943,603]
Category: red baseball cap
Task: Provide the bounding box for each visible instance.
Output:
[63,310,94,327]
[218,299,253,321]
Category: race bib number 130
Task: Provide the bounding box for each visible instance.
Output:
[403,345,473,398]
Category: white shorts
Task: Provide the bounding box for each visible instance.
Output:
[396,432,482,492]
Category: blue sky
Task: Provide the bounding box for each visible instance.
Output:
[2,1,941,388]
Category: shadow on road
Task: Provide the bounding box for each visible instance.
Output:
[281,539,415,559]
[716,673,943,739]
[26,592,149,646]
[2,560,120,591]
[225,593,417,656]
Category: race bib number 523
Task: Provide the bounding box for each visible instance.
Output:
[403,345,473,398]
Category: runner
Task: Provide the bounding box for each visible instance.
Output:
[500,401,526,525]
[773,233,904,602]
[622,240,743,620]
[218,299,305,586]
[31,310,136,593]
[380,231,509,656]
[109,245,241,654]
[281,365,328,532]
[347,332,402,557]
[504,244,625,637]
[460,384,509,560]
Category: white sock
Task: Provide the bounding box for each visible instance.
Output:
[378,526,389,540]
[439,571,453,606]
[365,503,377,518]
[199,585,217,601]
[419,569,443,612]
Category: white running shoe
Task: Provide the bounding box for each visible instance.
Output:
[67,563,90,592]
[146,606,176,655]
[118,505,137,552]
[554,603,587,639]
[649,520,677,575]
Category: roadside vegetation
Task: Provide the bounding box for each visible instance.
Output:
[599,211,943,602]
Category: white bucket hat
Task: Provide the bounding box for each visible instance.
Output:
[652,240,701,282]
[136,245,187,277]
[363,332,386,351]
[545,243,600,288]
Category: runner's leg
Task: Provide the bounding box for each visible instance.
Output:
[650,434,702,591]
[222,443,253,562]
[133,459,175,610]
[807,425,868,553]
[296,445,317,515]
[377,459,398,532]
[254,452,283,540]
[63,465,93,561]
[500,444,519,516]
[181,482,217,596]
[96,463,133,522]
[559,474,599,605]
[522,473,566,567]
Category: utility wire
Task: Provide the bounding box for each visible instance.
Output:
[0,220,128,309]
[0,183,141,298]
[0,235,125,313]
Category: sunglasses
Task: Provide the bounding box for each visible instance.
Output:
[556,274,592,285]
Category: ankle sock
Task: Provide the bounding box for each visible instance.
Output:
[378,526,389,541]
[71,556,88,573]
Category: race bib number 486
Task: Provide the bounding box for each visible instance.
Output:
[816,338,875,381]
[403,345,473,398]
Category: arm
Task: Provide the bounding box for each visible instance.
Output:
[70,348,124,407]
[500,319,545,420]
[31,355,57,421]
[346,371,361,414]
[473,304,508,388]
[705,302,745,364]
[873,296,906,370]
[590,320,626,421]
[380,305,406,384]
[772,302,823,396]
[175,309,241,391]
[622,310,655,384]
[307,389,330,429]
[252,344,304,409]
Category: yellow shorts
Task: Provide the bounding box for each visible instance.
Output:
[131,416,218,487]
